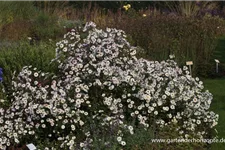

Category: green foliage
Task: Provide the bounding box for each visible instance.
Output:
[30,12,63,40]
[210,37,225,77]
[0,1,37,25]
[121,124,206,150]
[58,19,84,29]
[204,78,225,150]
[33,1,70,15]
[123,127,154,150]
[0,2,67,41]
[0,41,56,95]
[0,21,32,40]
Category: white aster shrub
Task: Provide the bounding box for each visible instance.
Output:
[0,22,218,149]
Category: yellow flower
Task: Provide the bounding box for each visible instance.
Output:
[123,4,131,11]
[142,14,147,17]
[123,5,128,11]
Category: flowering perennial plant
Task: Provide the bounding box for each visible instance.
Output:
[0,22,219,149]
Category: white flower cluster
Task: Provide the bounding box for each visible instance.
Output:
[0,22,218,149]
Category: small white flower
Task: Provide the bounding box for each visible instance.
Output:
[162,95,167,99]
[196,120,201,125]
[117,136,122,142]
[42,124,46,128]
[170,105,175,109]
[60,44,64,48]
[135,110,139,114]
[121,141,126,146]
[128,125,133,131]
[80,143,84,147]
[61,125,65,129]
[34,72,38,77]
[157,100,162,106]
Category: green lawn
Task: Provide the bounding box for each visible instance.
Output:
[214,37,225,63]
[203,78,225,150]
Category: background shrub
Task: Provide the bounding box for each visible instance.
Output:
[0,20,33,41]
[96,14,225,77]
[164,1,220,17]
[0,1,36,25]
[30,12,64,40]
[0,2,37,40]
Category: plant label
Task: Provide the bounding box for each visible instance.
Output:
[215,59,220,73]
[26,143,37,150]
[186,61,193,76]
[215,59,220,63]
[186,61,193,66]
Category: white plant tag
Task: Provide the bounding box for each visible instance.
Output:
[215,59,220,73]
[26,143,37,150]
[215,59,220,63]
[186,61,193,65]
